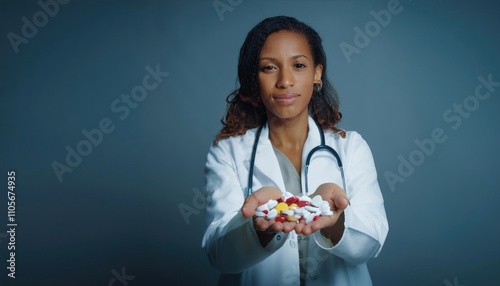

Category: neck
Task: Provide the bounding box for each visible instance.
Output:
[267,114,309,150]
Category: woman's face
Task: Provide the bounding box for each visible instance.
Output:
[258,30,322,122]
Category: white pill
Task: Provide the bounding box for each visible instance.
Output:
[305,206,319,212]
[319,204,330,212]
[256,204,269,212]
[294,208,304,214]
[267,199,278,209]
[306,214,316,224]
[322,210,334,216]
[299,196,311,202]
[310,195,323,207]
[266,209,278,219]
[302,209,311,219]
[294,214,302,219]
[284,192,294,198]
[281,210,294,216]
[255,211,267,217]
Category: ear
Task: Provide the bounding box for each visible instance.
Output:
[314,64,323,82]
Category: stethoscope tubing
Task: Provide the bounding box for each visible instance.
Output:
[247,118,346,197]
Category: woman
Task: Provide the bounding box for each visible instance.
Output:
[202,16,388,286]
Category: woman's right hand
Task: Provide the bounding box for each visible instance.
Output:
[241,187,298,234]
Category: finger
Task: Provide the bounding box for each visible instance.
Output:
[294,220,306,234]
[301,216,337,236]
[301,220,323,236]
[272,221,284,233]
[302,222,324,236]
[300,224,314,236]
[282,221,297,233]
[254,217,272,231]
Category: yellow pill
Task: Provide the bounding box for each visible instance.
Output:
[275,202,289,215]
[289,203,298,210]
[287,215,298,222]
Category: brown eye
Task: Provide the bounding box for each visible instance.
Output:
[260,65,276,72]
[294,63,306,69]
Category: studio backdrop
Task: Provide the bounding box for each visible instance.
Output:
[1,0,499,285]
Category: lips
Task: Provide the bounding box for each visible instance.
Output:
[273,93,299,105]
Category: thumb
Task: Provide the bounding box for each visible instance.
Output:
[241,187,282,218]
[241,194,259,218]
[333,194,349,211]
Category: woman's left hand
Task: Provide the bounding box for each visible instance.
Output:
[294,183,349,240]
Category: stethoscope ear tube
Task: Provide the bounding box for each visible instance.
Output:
[247,122,265,197]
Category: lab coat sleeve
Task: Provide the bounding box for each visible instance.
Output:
[201,140,287,273]
[313,132,389,265]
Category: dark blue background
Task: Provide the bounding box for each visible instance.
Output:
[1,0,499,285]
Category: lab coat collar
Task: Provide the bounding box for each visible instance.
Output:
[249,115,322,195]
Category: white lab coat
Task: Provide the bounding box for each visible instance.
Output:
[202,116,388,286]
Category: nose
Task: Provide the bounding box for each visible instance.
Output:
[276,68,294,88]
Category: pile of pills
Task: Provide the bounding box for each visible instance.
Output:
[255,193,334,224]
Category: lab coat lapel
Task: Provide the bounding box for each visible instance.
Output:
[250,122,287,193]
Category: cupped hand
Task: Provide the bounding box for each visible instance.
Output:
[295,183,349,236]
[241,187,297,233]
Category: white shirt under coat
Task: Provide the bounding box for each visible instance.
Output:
[202,116,389,285]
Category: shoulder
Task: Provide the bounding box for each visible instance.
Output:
[208,127,259,156]
[213,127,258,147]
[324,130,377,171]
[324,129,374,161]
[324,129,367,148]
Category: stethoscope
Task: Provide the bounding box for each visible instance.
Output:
[247,118,346,197]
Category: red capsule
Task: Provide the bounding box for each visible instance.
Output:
[275,216,286,223]
[277,197,284,203]
[263,210,269,214]
[313,215,320,221]
[298,201,309,207]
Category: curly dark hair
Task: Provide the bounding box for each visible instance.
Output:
[215,16,343,143]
